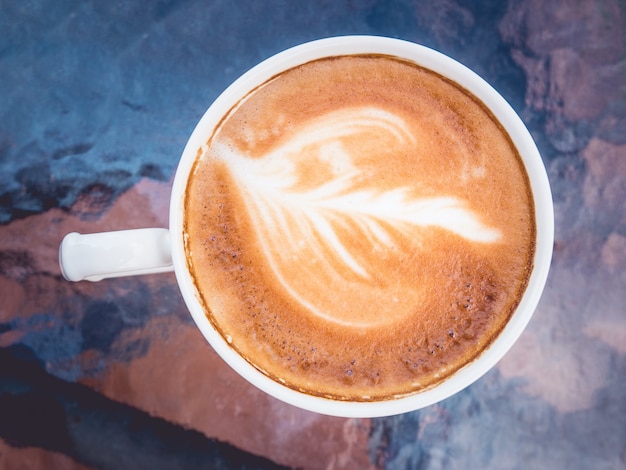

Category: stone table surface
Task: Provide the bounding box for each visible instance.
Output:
[1,1,625,469]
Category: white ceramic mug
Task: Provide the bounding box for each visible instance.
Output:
[59,36,554,418]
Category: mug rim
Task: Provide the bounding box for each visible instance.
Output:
[169,35,554,418]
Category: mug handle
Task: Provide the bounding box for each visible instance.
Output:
[59,228,174,282]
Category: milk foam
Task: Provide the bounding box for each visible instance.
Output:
[207,106,501,326]
[185,55,536,399]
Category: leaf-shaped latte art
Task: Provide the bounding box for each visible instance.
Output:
[212,107,501,327]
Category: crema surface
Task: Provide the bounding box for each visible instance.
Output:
[184,55,535,400]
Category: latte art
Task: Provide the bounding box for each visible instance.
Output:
[184,55,535,399]
[211,106,501,327]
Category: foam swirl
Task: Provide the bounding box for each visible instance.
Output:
[210,106,501,326]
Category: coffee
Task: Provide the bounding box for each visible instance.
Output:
[183,55,535,400]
